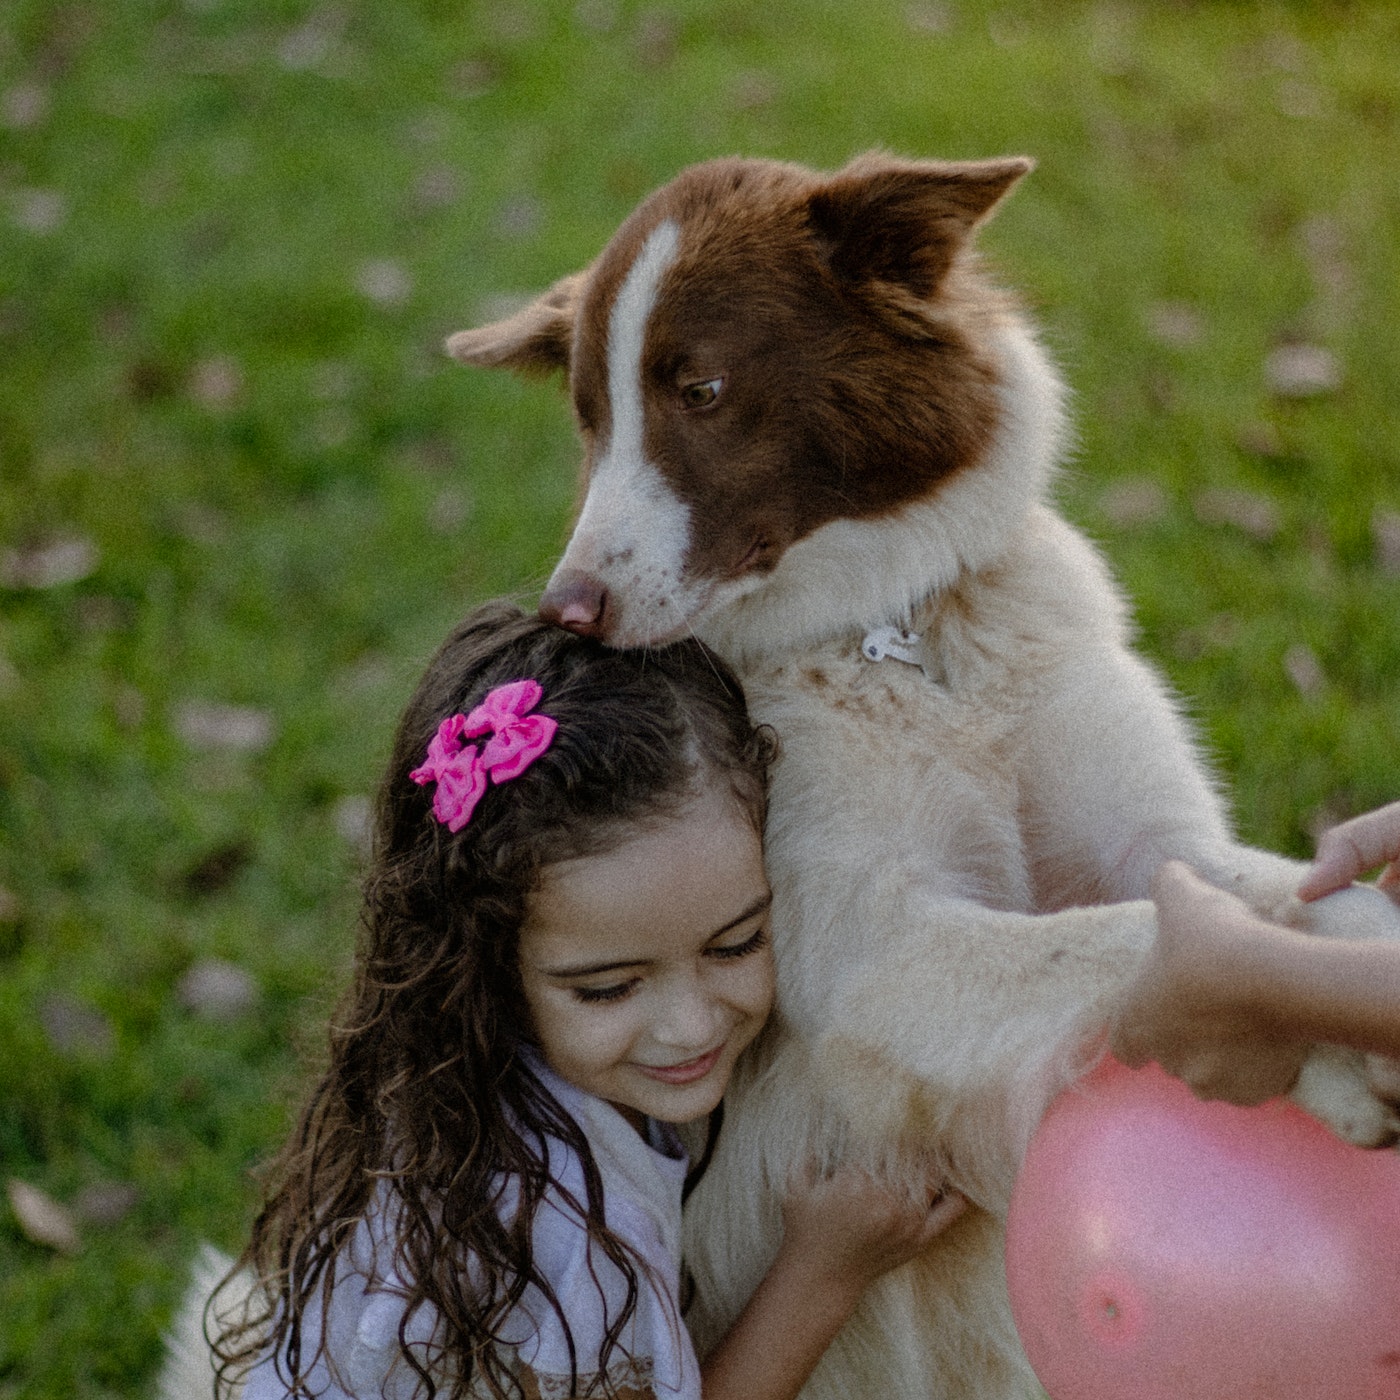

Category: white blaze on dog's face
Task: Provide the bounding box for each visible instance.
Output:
[560,218,695,639]
[446,153,1033,647]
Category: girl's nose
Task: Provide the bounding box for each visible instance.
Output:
[653,979,721,1050]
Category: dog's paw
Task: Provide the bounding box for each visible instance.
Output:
[1292,1044,1400,1148]
[1290,881,1400,943]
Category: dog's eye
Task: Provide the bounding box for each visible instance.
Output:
[680,377,723,410]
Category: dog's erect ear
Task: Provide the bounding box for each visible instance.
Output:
[807,154,1033,301]
[444,271,585,376]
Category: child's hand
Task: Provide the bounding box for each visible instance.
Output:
[779,1160,967,1296]
[700,1164,968,1400]
[1110,861,1310,1106]
[1299,801,1400,904]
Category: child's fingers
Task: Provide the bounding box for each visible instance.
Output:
[1150,860,1253,937]
[1298,847,1360,902]
[1378,862,1400,905]
[1300,803,1400,902]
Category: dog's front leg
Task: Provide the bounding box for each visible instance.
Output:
[815,889,1159,1214]
[999,553,1400,1148]
[820,885,1400,1219]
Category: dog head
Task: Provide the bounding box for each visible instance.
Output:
[448,152,1032,648]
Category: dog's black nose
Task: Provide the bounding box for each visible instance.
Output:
[540,570,608,638]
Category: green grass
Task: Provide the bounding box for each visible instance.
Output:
[1,1,1398,1394]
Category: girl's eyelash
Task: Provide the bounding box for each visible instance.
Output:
[570,927,769,1001]
[708,926,770,960]
[573,980,639,1004]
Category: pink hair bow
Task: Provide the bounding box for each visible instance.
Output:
[409,679,558,831]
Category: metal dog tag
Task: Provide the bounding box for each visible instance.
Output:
[861,626,923,666]
[860,626,946,685]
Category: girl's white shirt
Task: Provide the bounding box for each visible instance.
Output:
[241,1062,701,1400]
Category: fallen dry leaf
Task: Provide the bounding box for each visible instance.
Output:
[1373,510,1400,576]
[1143,301,1204,349]
[0,536,99,589]
[906,3,953,34]
[1283,643,1326,698]
[39,994,115,1058]
[1235,421,1284,459]
[354,258,413,308]
[1100,478,1169,529]
[10,187,66,234]
[7,1178,81,1255]
[1193,488,1282,541]
[173,701,276,752]
[177,957,261,1022]
[333,794,373,854]
[428,486,472,535]
[276,7,346,71]
[1,82,49,130]
[730,70,779,112]
[449,55,501,97]
[75,1180,139,1226]
[412,164,463,213]
[635,9,679,68]
[494,196,541,242]
[188,356,243,410]
[1264,343,1341,398]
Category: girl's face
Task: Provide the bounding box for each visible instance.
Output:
[518,783,774,1129]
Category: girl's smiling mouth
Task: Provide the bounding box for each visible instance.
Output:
[635,1045,724,1085]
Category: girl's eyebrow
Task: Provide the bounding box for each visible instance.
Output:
[540,892,773,979]
[710,891,773,939]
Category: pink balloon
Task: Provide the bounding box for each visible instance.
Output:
[1006,1056,1400,1399]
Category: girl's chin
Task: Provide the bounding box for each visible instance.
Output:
[617,1066,730,1126]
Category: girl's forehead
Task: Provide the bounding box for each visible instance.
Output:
[521,788,767,963]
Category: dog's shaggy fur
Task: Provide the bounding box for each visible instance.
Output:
[449,152,1400,1399]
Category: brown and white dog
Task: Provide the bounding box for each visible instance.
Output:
[449,154,1400,1399]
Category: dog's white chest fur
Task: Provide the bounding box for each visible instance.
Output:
[748,616,1029,972]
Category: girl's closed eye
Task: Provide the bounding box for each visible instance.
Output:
[572,978,641,1004]
[708,926,770,961]
[566,927,768,1001]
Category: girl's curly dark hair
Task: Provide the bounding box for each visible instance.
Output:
[211,601,775,1399]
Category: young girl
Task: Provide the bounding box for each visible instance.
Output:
[170,601,964,1400]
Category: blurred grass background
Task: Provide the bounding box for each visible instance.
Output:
[1,0,1397,1394]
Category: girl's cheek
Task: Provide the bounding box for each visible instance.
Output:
[578,996,645,1047]
[739,951,777,1011]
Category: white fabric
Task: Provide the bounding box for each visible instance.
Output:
[241,1065,700,1399]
